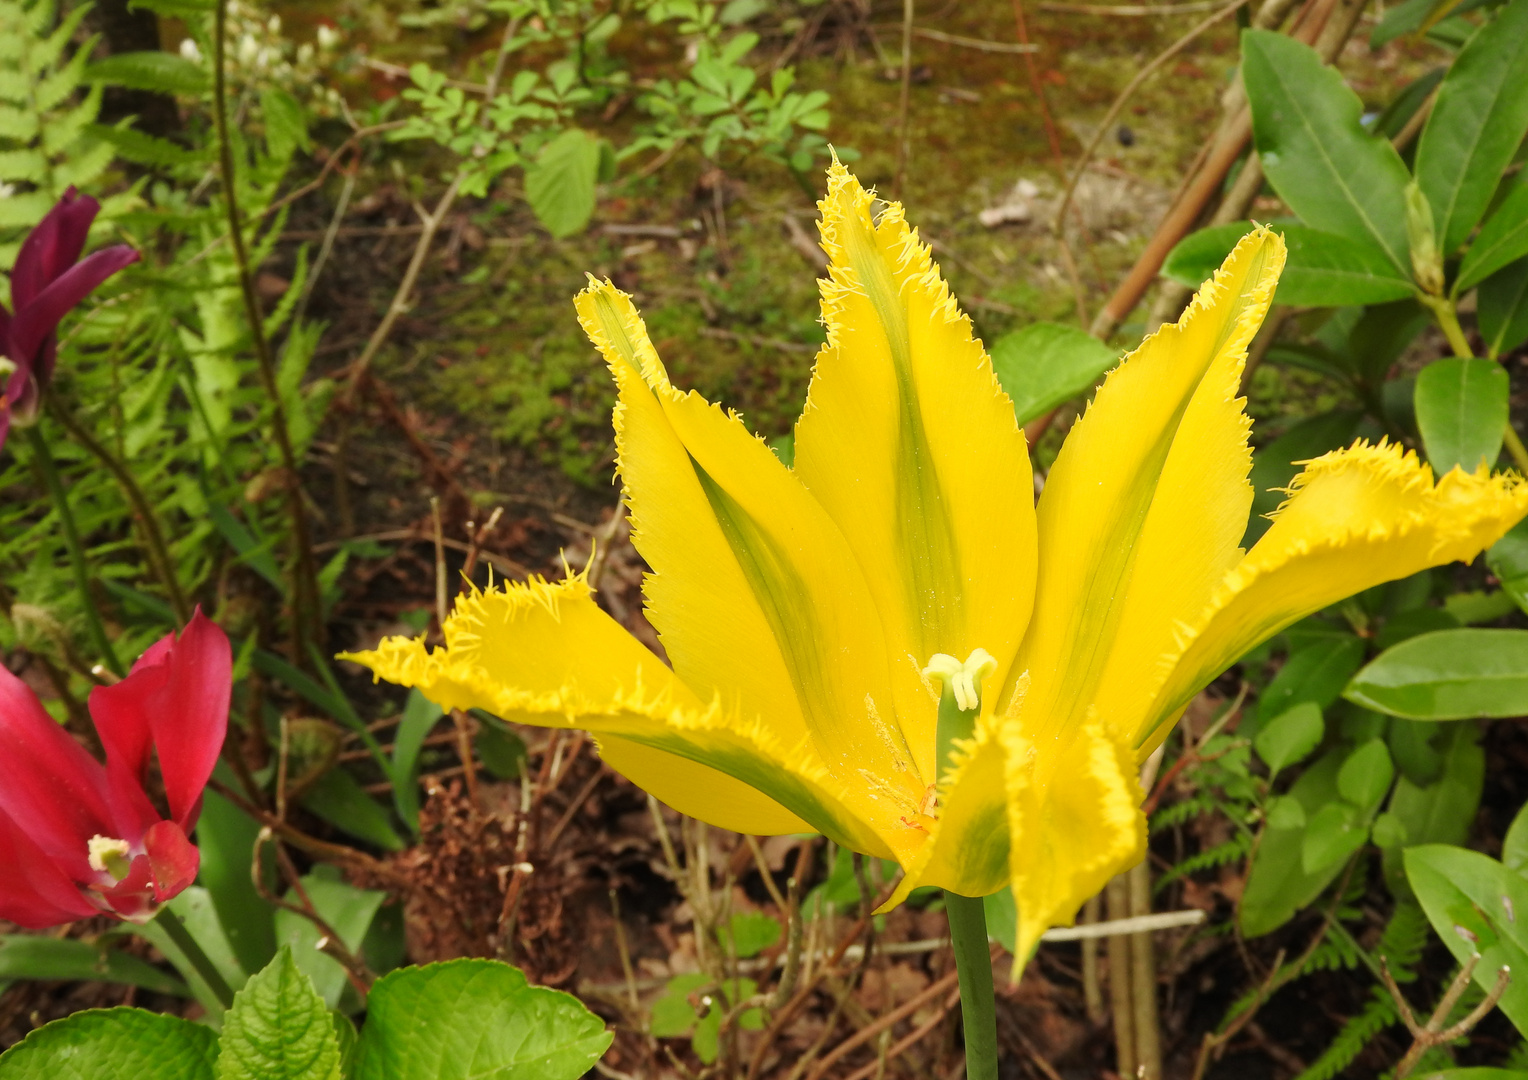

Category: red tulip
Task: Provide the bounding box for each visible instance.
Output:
[0,611,231,927]
[0,188,139,447]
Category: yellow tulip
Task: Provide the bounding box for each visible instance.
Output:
[344,162,1528,964]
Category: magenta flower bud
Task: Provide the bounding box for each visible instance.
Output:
[0,188,139,447]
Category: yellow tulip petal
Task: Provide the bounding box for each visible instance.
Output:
[1009,228,1284,747]
[342,573,890,856]
[794,162,1038,783]
[1139,443,1528,749]
[873,712,1011,911]
[594,734,811,836]
[577,277,930,862]
[1004,717,1144,967]
[575,281,813,764]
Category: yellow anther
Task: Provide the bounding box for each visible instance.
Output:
[88,835,132,881]
[922,648,998,712]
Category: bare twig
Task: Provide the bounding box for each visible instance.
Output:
[1382,955,1513,1079]
[893,0,915,195]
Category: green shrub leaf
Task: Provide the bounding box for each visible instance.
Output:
[218,948,341,1080]
[0,1008,217,1080]
[1346,628,1528,719]
[1414,356,1509,474]
[355,959,611,1080]
[988,322,1120,426]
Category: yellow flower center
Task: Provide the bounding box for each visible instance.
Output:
[87,835,133,881]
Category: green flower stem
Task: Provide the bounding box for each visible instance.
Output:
[153,905,235,1010]
[945,891,999,1080]
[23,426,123,676]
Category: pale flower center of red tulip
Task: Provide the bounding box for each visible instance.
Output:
[87,835,132,882]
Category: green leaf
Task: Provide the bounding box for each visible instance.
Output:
[988,322,1120,425]
[0,1007,218,1080]
[524,128,601,238]
[1165,223,1413,307]
[197,787,278,978]
[1346,628,1528,719]
[1406,845,1528,1036]
[1386,723,1484,895]
[1241,29,1414,275]
[1414,0,1528,254]
[261,88,309,161]
[1301,800,1368,874]
[86,51,208,95]
[1371,0,1447,47]
[1253,701,1324,777]
[723,913,781,959]
[1241,748,1356,936]
[1414,356,1509,473]
[1254,635,1366,724]
[392,689,443,833]
[474,716,528,780]
[218,948,342,1080]
[1493,516,1528,616]
[87,122,207,167]
[273,873,386,1011]
[137,888,248,1017]
[299,769,405,852]
[982,886,1018,953]
[1479,256,1528,358]
[355,959,612,1080]
[1504,796,1528,876]
[0,936,188,996]
[1457,176,1528,292]
[650,973,707,1038]
[1337,738,1395,807]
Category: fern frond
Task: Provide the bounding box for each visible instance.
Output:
[1157,833,1253,890]
[1294,987,1398,1080]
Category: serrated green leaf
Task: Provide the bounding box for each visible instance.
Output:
[524,127,600,238]
[0,1008,217,1080]
[273,873,385,1011]
[1414,0,1528,254]
[1414,356,1509,473]
[1241,29,1414,276]
[1346,628,1528,719]
[218,949,341,1080]
[988,321,1120,425]
[355,959,612,1080]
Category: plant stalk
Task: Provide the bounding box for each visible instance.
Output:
[212,0,322,664]
[45,395,191,625]
[23,426,123,675]
[945,891,999,1080]
[153,904,235,1009]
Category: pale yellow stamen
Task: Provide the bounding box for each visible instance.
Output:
[88,835,133,881]
[921,648,998,713]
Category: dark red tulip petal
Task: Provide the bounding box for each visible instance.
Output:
[91,610,231,830]
[10,189,97,312]
[0,664,113,878]
[143,819,199,901]
[0,809,99,928]
[8,245,139,369]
